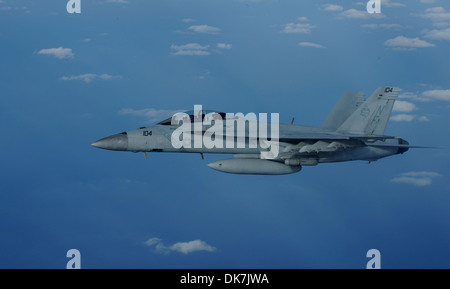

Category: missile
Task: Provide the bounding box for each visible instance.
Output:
[208,158,302,175]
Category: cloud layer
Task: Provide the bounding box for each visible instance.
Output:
[60,73,121,83]
[391,171,441,186]
[384,36,435,50]
[145,237,216,254]
[188,24,220,34]
[171,43,210,56]
[298,42,325,49]
[422,90,450,101]
[217,43,232,49]
[37,47,74,59]
[281,23,315,34]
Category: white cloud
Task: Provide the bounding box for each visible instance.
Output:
[381,0,406,8]
[170,240,217,254]
[98,74,121,80]
[188,25,220,34]
[119,108,183,123]
[417,6,450,28]
[339,9,385,19]
[391,171,441,186]
[399,91,430,102]
[297,16,309,21]
[144,237,216,254]
[402,171,441,178]
[390,98,430,122]
[424,27,450,40]
[322,4,344,11]
[422,89,450,101]
[384,36,435,50]
[391,177,432,186]
[37,47,74,59]
[390,114,417,122]
[393,100,417,112]
[172,43,207,50]
[217,43,232,49]
[171,43,210,56]
[421,6,450,22]
[60,73,121,83]
[399,92,418,99]
[298,42,326,49]
[173,50,210,56]
[281,23,315,34]
[144,237,162,246]
[361,23,403,29]
[430,21,450,28]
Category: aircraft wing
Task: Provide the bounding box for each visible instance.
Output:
[277,131,396,144]
[278,132,349,143]
[260,133,401,164]
[364,143,439,149]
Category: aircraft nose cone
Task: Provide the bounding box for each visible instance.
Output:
[91,132,128,151]
[207,161,222,170]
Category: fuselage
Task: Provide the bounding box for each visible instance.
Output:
[92,122,408,167]
[92,87,410,174]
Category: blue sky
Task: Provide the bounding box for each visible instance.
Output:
[1,0,450,268]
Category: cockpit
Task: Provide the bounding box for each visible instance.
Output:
[157,110,228,126]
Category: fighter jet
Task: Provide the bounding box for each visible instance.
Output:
[92,86,419,175]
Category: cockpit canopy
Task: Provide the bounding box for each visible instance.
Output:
[157,110,227,126]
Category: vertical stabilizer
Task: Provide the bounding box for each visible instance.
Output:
[321,91,365,131]
[336,87,399,135]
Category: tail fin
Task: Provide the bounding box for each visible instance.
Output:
[336,87,399,135]
[321,91,365,131]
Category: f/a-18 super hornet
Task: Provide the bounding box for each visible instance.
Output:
[92,86,419,175]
